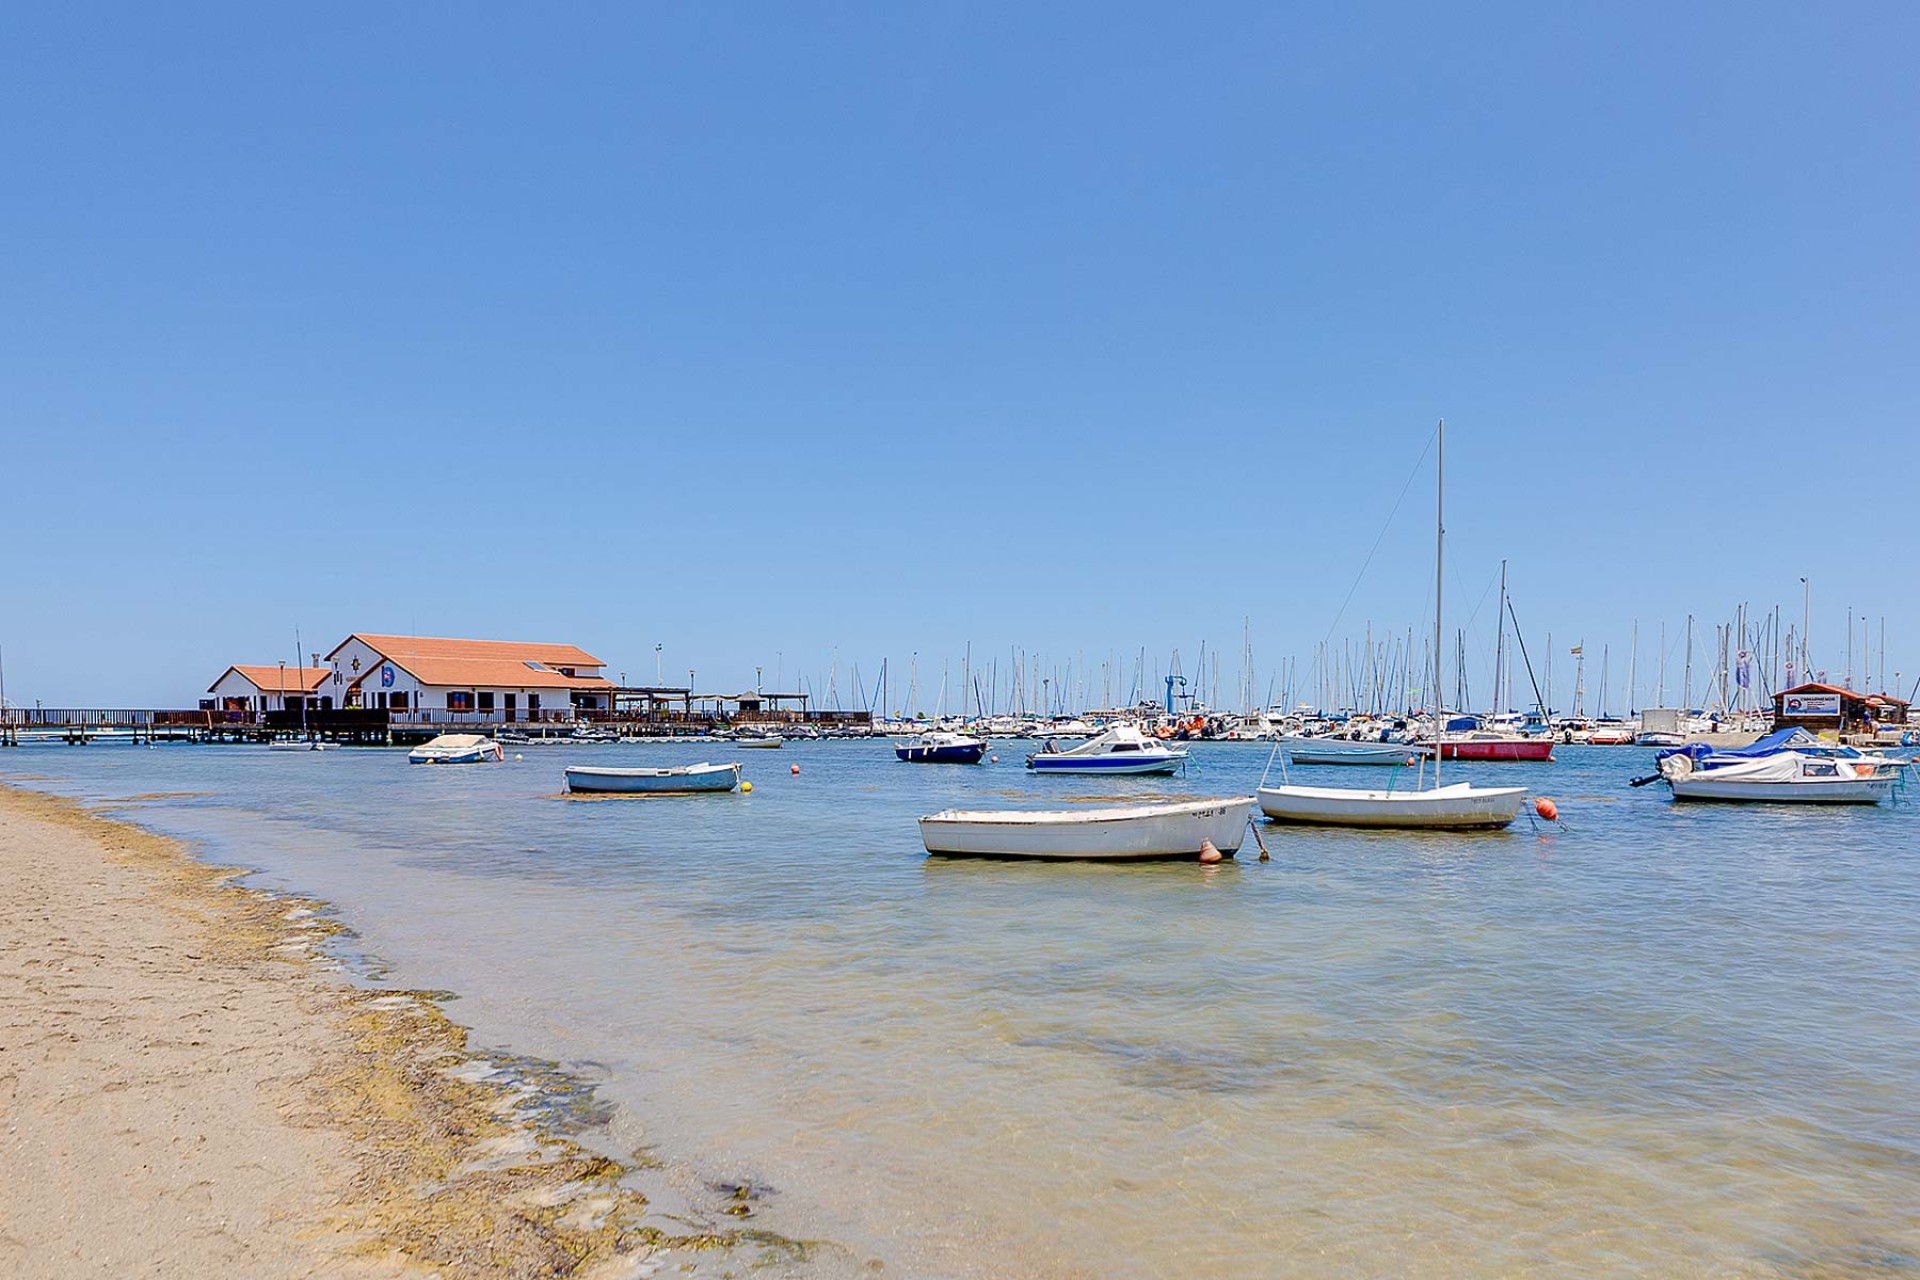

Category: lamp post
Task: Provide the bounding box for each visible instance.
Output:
[655,644,662,686]
[756,666,763,693]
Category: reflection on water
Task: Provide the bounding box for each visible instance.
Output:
[8,742,1919,1278]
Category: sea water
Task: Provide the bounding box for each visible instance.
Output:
[7,741,1917,1278]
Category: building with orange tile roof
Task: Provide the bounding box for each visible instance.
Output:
[208,665,335,715]
[323,634,615,724]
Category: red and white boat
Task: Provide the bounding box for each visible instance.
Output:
[1421,733,1555,762]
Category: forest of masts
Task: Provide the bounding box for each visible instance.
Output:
[768,606,1911,722]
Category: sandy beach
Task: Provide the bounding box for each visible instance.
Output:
[0,785,690,1279]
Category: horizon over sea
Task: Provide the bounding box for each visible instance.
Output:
[7,740,1918,1278]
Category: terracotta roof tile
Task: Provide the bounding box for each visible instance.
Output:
[336,633,605,669]
[213,666,333,694]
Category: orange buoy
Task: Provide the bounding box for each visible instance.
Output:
[1534,797,1558,821]
[990,755,999,763]
[790,763,800,775]
[1198,839,1223,864]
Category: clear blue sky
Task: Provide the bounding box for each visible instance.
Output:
[3,3,1916,711]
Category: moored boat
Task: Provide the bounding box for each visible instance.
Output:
[895,731,989,764]
[565,761,743,794]
[407,734,505,765]
[1026,724,1187,775]
[1281,736,1418,766]
[733,734,784,749]
[1655,729,1903,804]
[1420,734,1555,762]
[1253,421,1529,831]
[1257,780,1528,828]
[919,796,1255,860]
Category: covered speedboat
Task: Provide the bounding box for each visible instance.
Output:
[407,734,505,765]
[1656,729,1903,803]
[1026,724,1187,775]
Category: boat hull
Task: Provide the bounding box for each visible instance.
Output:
[1667,776,1894,803]
[408,742,505,765]
[1257,782,1528,830]
[896,742,988,764]
[1281,738,1417,766]
[565,763,742,794]
[1423,739,1555,762]
[1026,754,1184,776]
[919,797,1254,860]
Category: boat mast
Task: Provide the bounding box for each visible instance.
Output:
[1493,559,1507,720]
[1434,420,1445,787]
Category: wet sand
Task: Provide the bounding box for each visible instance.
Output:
[0,785,685,1279]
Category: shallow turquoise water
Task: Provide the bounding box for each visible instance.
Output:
[8,741,1918,1278]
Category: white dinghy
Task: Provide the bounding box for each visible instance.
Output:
[919,796,1254,860]
[565,762,743,794]
[1257,421,1527,832]
[408,734,505,765]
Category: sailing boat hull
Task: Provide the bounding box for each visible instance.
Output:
[1281,737,1418,766]
[1257,782,1528,830]
[1422,739,1555,762]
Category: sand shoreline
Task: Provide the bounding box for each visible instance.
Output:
[0,784,753,1279]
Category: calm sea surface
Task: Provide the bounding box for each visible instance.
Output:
[8,740,1919,1278]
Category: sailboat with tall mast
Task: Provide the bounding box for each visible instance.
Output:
[1257,421,1529,829]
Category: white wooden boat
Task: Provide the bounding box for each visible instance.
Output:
[1258,781,1527,828]
[733,734,784,749]
[1254,421,1526,831]
[1280,736,1417,766]
[1026,724,1186,775]
[268,740,331,752]
[919,796,1255,860]
[565,761,742,794]
[407,733,505,765]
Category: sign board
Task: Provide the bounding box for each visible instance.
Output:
[1782,693,1843,718]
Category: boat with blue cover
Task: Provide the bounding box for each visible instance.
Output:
[1653,728,1905,803]
[895,731,990,764]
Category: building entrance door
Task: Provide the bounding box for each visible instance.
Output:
[504,694,517,723]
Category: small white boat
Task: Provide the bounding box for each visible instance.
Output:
[1026,724,1187,775]
[407,733,505,765]
[919,796,1255,860]
[732,734,784,749]
[565,761,742,794]
[268,740,331,752]
[1280,736,1418,766]
[1258,781,1528,829]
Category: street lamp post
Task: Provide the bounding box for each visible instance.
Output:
[655,644,663,686]
[1800,576,1810,681]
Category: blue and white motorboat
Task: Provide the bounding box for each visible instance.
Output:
[895,731,990,764]
[1026,724,1187,776]
[1654,728,1904,804]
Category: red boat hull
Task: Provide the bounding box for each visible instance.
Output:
[1427,739,1556,762]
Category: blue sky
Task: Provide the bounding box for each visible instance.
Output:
[3,3,1916,710]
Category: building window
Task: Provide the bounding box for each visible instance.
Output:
[477,692,495,713]
[528,694,541,714]
[390,691,409,711]
[448,692,474,712]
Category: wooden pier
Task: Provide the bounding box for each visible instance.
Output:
[2,706,874,747]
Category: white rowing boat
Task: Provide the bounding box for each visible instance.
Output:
[1257,781,1527,829]
[918,796,1254,860]
[565,762,743,794]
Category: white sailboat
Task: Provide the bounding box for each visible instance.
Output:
[1258,421,1529,830]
